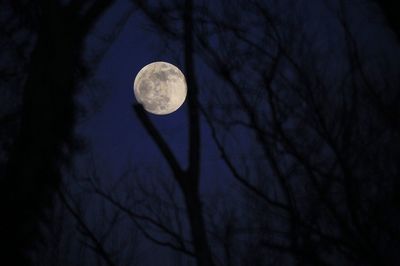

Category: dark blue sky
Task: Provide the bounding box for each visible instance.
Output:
[74,0,398,199]
[76,1,226,195]
[67,1,400,264]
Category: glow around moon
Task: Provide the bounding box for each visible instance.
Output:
[133,61,187,115]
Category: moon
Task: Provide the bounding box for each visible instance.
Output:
[133,61,187,115]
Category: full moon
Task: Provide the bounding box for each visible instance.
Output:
[133,61,187,115]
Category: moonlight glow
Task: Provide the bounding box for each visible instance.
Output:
[133,61,187,115]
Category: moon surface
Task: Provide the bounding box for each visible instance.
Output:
[134,61,187,115]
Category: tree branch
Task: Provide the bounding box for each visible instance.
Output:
[58,189,116,266]
[133,104,184,182]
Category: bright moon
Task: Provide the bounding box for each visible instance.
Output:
[133,61,187,115]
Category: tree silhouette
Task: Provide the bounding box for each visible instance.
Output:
[116,0,400,265]
[101,0,216,265]
[0,1,116,264]
[2,0,399,265]
[197,1,400,265]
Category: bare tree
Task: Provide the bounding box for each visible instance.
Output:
[130,1,215,265]
[196,1,400,265]
[71,0,400,265]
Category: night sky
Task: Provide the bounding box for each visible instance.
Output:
[78,1,226,192]
[1,1,400,265]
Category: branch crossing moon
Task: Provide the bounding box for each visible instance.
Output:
[133,61,187,115]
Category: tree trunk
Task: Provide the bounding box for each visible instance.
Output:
[182,185,215,266]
